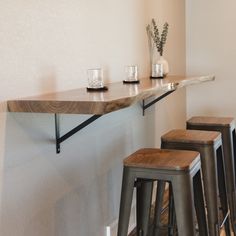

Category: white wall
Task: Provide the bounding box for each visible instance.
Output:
[186,0,236,118]
[147,0,186,146]
[0,1,186,235]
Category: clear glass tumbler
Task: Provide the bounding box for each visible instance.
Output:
[125,65,138,81]
[87,68,104,88]
[152,63,163,78]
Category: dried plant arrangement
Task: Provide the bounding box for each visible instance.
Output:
[146,19,169,56]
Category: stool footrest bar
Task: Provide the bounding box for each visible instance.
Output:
[220,210,230,228]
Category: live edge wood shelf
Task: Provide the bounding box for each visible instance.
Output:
[7,75,215,153]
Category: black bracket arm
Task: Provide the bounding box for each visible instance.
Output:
[142,90,176,116]
[54,89,175,153]
[54,114,102,153]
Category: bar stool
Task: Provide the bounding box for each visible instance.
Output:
[187,116,236,234]
[161,129,231,236]
[117,148,207,236]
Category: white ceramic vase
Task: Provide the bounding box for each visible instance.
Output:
[150,48,169,78]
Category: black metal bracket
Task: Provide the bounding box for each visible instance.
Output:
[142,90,176,115]
[53,89,175,153]
[54,114,102,154]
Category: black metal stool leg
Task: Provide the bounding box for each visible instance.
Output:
[216,146,231,236]
[193,170,209,236]
[233,129,236,184]
[231,129,236,232]
[168,184,176,236]
[220,128,236,235]
[117,167,136,236]
[197,147,219,236]
[232,129,236,233]
[136,180,153,236]
[172,174,196,236]
[164,170,208,236]
[153,180,166,236]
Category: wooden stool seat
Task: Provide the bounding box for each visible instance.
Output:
[187,116,234,127]
[117,148,206,236]
[124,148,200,170]
[161,129,221,145]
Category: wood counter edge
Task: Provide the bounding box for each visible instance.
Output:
[7,75,215,115]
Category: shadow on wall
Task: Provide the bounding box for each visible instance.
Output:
[54,169,119,236]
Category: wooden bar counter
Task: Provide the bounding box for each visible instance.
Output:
[7,75,214,115]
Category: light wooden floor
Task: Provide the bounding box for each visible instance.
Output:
[220,229,234,236]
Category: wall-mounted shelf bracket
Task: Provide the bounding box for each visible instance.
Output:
[142,90,176,116]
[54,114,102,154]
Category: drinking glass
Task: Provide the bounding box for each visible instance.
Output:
[125,65,138,81]
[152,63,163,78]
[87,68,104,88]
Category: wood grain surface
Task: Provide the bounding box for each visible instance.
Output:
[187,116,235,127]
[7,75,214,115]
[123,148,200,171]
[161,129,221,145]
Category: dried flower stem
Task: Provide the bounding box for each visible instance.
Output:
[147,19,169,56]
